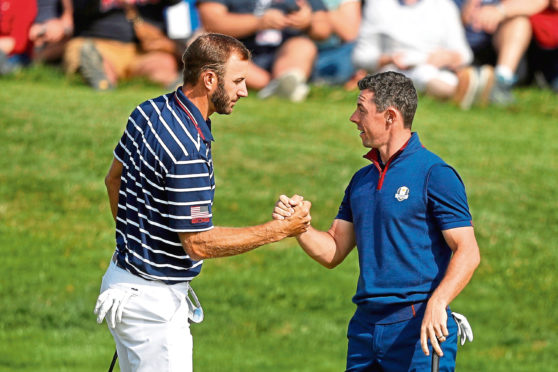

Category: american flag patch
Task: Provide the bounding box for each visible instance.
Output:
[191,205,210,224]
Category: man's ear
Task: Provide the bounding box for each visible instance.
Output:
[385,108,396,126]
[202,70,218,93]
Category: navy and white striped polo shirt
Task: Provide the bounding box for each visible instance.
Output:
[112,87,215,284]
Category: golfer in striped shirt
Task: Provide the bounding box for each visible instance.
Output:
[94,33,311,372]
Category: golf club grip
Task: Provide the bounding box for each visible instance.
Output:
[431,352,440,372]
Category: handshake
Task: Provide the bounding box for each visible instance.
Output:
[272,194,313,237]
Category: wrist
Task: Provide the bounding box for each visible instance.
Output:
[269,219,290,240]
[429,292,449,308]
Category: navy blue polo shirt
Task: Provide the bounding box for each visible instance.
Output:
[112,87,215,284]
[336,133,472,314]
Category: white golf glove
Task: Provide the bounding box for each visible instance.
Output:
[94,287,138,328]
[452,311,473,346]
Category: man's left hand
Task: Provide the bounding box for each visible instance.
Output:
[420,298,448,357]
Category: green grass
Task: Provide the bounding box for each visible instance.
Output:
[1,65,558,371]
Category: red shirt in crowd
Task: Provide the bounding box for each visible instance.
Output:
[0,0,37,56]
[530,7,558,49]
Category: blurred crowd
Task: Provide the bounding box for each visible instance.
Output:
[1,0,557,108]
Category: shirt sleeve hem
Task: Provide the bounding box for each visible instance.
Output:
[169,225,214,233]
[440,220,472,231]
[113,150,124,163]
[335,215,353,223]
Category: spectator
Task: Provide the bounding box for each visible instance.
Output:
[312,0,361,86]
[165,0,203,46]
[529,0,558,93]
[0,0,37,75]
[29,0,74,63]
[64,0,182,91]
[197,0,331,102]
[453,0,548,105]
[353,0,487,110]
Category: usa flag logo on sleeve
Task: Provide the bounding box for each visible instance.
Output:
[191,205,210,224]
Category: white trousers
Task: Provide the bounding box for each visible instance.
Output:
[101,261,193,372]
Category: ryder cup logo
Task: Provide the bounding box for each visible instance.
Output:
[395,186,410,202]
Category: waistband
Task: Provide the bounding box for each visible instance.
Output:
[108,254,189,292]
[355,301,427,325]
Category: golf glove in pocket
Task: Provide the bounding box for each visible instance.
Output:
[452,311,473,345]
[94,286,138,328]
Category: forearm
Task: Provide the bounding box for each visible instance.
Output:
[61,0,73,15]
[106,180,120,222]
[180,221,290,260]
[61,0,74,25]
[198,6,262,38]
[105,158,123,222]
[297,221,356,269]
[206,16,261,38]
[429,242,480,307]
[296,227,339,268]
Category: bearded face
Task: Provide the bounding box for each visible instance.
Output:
[210,80,232,115]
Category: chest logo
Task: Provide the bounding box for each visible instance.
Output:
[395,186,410,202]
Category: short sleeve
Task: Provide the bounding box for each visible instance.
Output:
[335,177,354,223]
[114,114,138,163]
[165,158,214,232]
[427,164,472,230]
[113,132,127,164]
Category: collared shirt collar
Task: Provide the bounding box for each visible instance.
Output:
[363,132,421,166]
[174,87,214,143]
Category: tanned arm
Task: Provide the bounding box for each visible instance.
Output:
[420,226,481,357]
[198,2,288,39]
[105,158,123,222]
[179,201,312,260]
[273,195,356,268]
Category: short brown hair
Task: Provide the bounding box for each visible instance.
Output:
[358,71,418,129]
[182,33,251,86]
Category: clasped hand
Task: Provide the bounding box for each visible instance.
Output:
[272,194,312,236]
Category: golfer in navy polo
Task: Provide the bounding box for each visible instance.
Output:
[93,33,311,372]
[273,71,480,371]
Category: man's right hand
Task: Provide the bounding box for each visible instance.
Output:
[273,194,311,236]
[272,194,304,220]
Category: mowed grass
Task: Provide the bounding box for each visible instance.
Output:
[1,65,558,371]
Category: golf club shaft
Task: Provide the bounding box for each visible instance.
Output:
[108,350,118,372]
[431,352,440,372]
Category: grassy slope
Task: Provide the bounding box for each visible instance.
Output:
[1,67,557,371]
